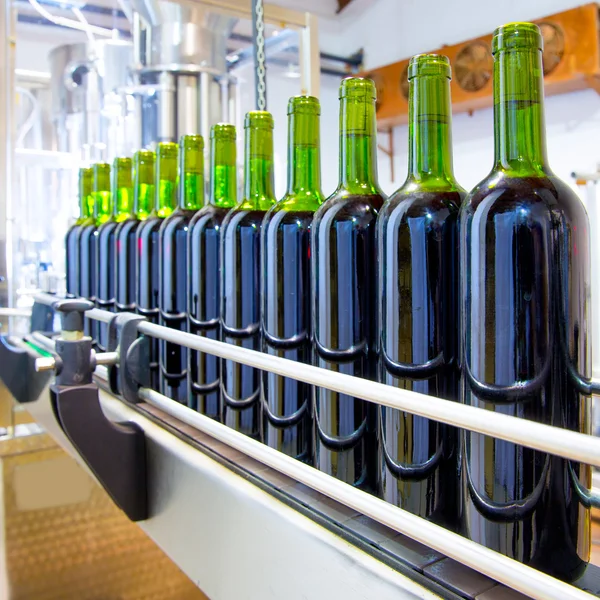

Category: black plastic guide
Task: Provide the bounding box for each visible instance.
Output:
[0,297,149,522]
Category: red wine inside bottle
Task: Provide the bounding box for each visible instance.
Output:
[65,226,80,296]
[263,209,314,460]
[188,124,236,419]
[159,217,192,403]
[66,167,94,297]
[222,209,267,437]
[262,96,324,462]
[96,220,118,349]
[378,55,463,530]
[461,23,591,580]
[136,215,162,389]
[189,205,227,418]
[115,218,139,312]
[78,223,97,337]
[312,78,385,489]
[221,111,276,438]
[159,135,204,406]
[379,190,460,523]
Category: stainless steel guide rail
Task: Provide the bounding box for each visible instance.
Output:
[31,292,600,468]
[24,292,600,599]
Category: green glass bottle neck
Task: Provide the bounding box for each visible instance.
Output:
[493,47,548,176]
[78,171,94,222]
[94,190,112,225]
[285,111,323,209]
[338,98,380,195]
[210,137,237,209]
[407,74,456,189]
[94,167,112,226]
[156,155,178,218]
[114,168,134,223]
[134,160,155,220]
[180,162,204,211]
[243,126,276,210]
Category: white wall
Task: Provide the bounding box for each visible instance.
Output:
[311,0,600,197]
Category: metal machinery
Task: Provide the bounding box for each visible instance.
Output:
[2,2,600,600]
[5,0,289,321]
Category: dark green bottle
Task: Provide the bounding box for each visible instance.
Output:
[312,78,385,489]
[136,143,178,389]
[222,111,276,438]
[262,96,324,461]
[378,54,464,528]
[188,124,237,419]
[115,150,151,312]
[460,22,591,580]
[66,167,94,297]
[159,135,204,406]
[97,158,132,350]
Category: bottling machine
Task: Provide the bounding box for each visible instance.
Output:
[1,1,600,599]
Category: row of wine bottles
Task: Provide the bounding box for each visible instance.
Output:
[65,23,591,582]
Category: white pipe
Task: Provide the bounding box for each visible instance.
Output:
[136,321,600,468]
[27,0,114,38]
[15,86,39,148]
[139,387,594,600]
[0,307,31,317]
[71,6,97,50]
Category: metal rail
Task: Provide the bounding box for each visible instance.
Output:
[139,387,594,600]
[136,320,600,468]
[0,307,31,317]
[30,292,600,469]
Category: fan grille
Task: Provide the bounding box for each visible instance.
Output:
[365,73,385,113]
[455,42,493,92]
[399,64,410,100]
[539,22,565,75]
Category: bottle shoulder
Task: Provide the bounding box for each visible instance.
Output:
[136,216,162,236]
[66,223,81,237]
[189,205,229,231]
[114,217,139,235]
[313,190,385,228]
[98,219,118,238]
[380,186,463,224]
[263,198,316,230]
[79,223,97,238]
[222,206,269,231]
[159,209,194,233]
[461,171,587,225]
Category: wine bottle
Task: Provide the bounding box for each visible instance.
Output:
[221,111,276,438]
[66,167,94,297]
[82,162,111,343]
[460,22,591,580]
[159,135,204,405]
[97,158,133,349]
[262,96,324,461]
[378,54,463,528]
[312,78,385,489]
[136,143,178,390]
[115,150,152,313]
[188,124,237,419]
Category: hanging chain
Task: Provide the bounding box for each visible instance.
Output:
[253,0,267,111]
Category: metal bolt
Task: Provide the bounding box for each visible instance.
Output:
[35,357,56,372]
